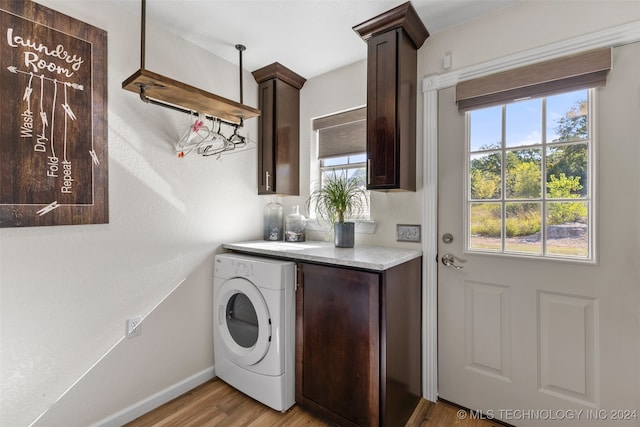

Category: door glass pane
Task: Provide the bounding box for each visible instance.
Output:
[506,148,542,199]
[547,89,588,142]
[546,201,589,257]
[470,202,502,251]
[226,293,259,348]
[466,90,592,261]
[505,202,542,254]
[470,105,502,151]
[470,152,502,199]
[506,98,541,147]
[546,143,588,198]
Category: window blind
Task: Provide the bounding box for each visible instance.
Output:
[312,107,366,159]
[456,48,612,111]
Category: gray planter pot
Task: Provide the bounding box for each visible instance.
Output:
[334,222,355,248]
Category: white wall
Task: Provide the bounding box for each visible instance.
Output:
[420,0,640,76]
[0,1,266,425]
[4,1,640,426]
[34,257,216,426]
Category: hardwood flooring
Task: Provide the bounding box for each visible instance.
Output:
[125,379,502,427]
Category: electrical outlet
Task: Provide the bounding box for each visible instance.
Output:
[126,316,142,338]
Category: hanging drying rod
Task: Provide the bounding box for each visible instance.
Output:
[122,0,260,127]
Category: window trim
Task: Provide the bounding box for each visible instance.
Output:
[463,89,596,263]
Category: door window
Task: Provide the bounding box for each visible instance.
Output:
[217,277,271,365]
[467,89,593,261]
[226,293,259,348]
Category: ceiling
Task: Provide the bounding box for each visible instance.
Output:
[129,0,519,80]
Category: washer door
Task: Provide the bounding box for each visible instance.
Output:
[216,277,271,366]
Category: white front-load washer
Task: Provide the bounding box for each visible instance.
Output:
[213,253,295,412]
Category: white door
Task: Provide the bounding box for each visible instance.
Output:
[437,43,640,426]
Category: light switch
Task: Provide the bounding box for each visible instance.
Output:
[443,51,452,70]
[397,224,421,242]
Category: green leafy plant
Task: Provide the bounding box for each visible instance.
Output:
[547,173,587,224]
[307,172,367,225]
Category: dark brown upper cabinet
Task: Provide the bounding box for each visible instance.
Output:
[353,2,429,191]
[252,63,306,195]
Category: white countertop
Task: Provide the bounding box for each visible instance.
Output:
[222,240,422,271]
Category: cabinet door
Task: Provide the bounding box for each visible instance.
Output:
[257,80,275,194]
[366,29,417,192]
[272,80,300,195]
[366,30,398,190]
[257,79,300,195]
[296,263,380,427]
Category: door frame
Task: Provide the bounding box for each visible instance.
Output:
[420,20,640,402]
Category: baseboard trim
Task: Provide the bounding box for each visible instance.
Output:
[91,366,215,427]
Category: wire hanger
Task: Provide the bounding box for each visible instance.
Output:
[124,0,257,158]
[176,114,255,159]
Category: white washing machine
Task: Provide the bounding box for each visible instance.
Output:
[213,253,296,412]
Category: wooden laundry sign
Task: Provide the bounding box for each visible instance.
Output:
[0,0,108,227]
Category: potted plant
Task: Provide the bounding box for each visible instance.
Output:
[307,172,367,248]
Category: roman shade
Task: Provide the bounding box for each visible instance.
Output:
[456,48,612,111]
[312,107,366,159]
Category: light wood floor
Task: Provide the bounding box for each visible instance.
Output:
[125,379,502,427]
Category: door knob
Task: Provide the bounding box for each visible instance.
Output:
[441,254,465,269]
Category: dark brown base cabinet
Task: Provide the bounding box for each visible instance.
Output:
[295,258,422,427]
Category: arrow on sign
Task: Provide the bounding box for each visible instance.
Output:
[7,66,84,91]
